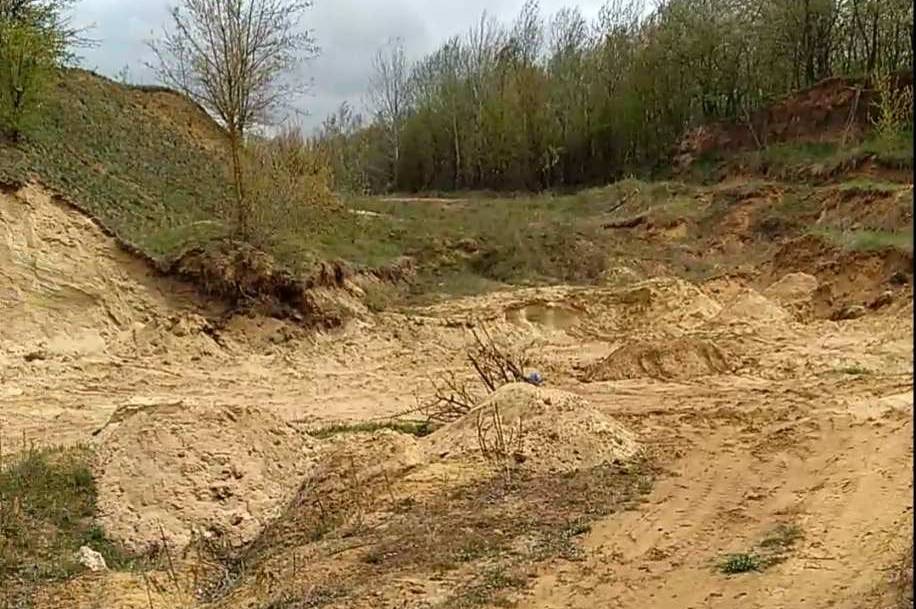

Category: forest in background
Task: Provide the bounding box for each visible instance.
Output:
[312,0,914,193]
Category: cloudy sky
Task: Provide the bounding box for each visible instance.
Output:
[72,0,608,131]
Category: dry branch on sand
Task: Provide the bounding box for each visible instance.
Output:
[415,323,534,426]
[466,325,530,392]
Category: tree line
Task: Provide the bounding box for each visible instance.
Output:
[0,0,911,241]
[314,0,913,194]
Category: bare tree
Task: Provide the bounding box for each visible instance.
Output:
[148,0,317,239]
[368,37,409,189]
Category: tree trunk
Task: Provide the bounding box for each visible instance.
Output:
[229,129,248,240]
[452,114,461,189]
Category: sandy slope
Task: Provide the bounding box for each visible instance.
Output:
[2,184,912,608]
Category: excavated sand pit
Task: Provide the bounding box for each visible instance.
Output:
[581,336,733,382]
[506,302,584,331]
[2,172,913,609]
[426,383,641,474]
[93,402,318,553]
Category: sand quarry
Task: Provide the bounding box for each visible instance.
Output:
[1,182,913,608]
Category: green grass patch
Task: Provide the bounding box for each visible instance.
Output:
[718,523,803,576]
[860,131,915,169]
[333,179,699,302]
[835,365,873,375]
[0,70,233,263]
[307,419,433,440]
[835,178,908,195]
[0,446,135,597]
[758,141,842,165]
[719,552,761,574]
[688,133,913,185]
[816,227,914,252]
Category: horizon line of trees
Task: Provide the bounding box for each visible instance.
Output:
[313,0,914,194]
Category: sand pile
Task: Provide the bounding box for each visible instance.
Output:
[763,272,819,306]
[93,402,317,553]
[715,288,791,325]
[581,337,732,382]
[283,430,424,530]
[605,278,722,332]
[425,383,640,474]
[306,429,424,496]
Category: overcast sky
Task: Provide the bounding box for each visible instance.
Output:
[72,0,608,132]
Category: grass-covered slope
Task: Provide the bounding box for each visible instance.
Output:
[0,69,232,262]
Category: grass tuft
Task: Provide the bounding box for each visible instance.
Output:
[814,227,914,252]
[0,445,135,598]
[307,420,433,439]
[718,523,803,576]
[719,553,761,574]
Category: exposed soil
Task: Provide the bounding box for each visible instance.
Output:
[764,233,913,318]
[675,72,913,164]
[2,178,912,609]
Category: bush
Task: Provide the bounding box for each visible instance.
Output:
[872,70,914,144]
[243,127,339,250]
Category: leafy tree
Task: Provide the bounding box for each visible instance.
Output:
[0,0,75,139]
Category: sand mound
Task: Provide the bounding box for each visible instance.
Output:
[608,278,723,331]
[582,337,732,382]
[763,272,819,305]
[425,383,640,474]
[117,311,227,359]
[93,402,317,553]
[715,288,790,325]
[293,430,423,515]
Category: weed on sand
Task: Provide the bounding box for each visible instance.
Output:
[0,446,135,605]
[718,523,803,576]
[205,459,656,608]
[308,420,433,440]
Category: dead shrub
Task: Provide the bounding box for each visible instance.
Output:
[466,325,530,392]
[417,324,533,425]
[475,402,525,484]
[422,371,483,424]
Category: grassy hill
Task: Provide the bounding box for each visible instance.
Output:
[0,69,232,262]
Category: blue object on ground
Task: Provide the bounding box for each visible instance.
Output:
[526,371,544,386]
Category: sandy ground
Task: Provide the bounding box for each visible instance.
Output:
[1,185,912,608]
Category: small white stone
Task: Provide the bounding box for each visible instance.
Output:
[77,545,108,572]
